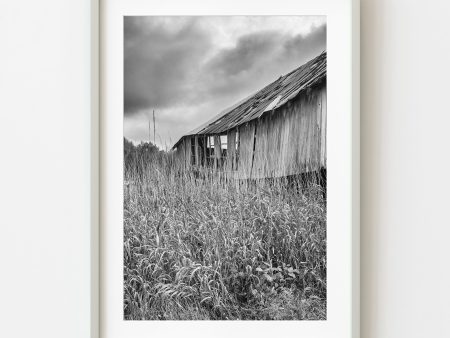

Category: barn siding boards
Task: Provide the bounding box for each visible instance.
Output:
[174,82,326,178]
[252,118,268,179]
[250,83,326,178]
[202,136,207,166]
[320,87,327,168]
[185,136,192,168]
[194,136,199,166]
[213,135,221,170]
[179,139,187,170]
[227,129,236,173]
[280,103,292,175]
[237,123,256,179]
[176,140,184,168]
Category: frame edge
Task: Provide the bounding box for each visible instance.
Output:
[91,0,100,337]
[352,0,361,337]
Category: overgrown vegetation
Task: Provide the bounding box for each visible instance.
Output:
[123,139,326,320]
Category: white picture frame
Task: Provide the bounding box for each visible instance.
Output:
[94,0,360,337]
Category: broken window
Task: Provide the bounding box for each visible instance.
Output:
[220,134,227,167]
[206,136,215,166]
[201,132,239,170]
[220,135,228,150]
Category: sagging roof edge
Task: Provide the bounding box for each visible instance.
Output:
[172,77,326,150]
[172,51,326,150]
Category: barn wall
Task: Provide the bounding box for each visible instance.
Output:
[174,136,191,169]
[214,135,221,169]
[236,122,256,179]
[174,82,326,178]
[185,136,192,168]
[176,138,186,168]
[194,136,200,165]
[226,129,236,172]
[241,82,327,179]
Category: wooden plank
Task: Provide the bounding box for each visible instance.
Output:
[236,128,240,173]
[252,116,269,179]
[320,84,327,168]
[266,111,280,177]
[236,122,255,179]
[203,136,207,166]
[194,135,199,166]
[227,129,236,173]
[185,136,191,169]
[214,135,221,170]
[177,141,185,169]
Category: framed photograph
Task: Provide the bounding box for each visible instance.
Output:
[97,0,359,337]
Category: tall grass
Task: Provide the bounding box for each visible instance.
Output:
[123,149,326,320]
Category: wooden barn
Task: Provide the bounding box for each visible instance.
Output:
[172,52,326,179]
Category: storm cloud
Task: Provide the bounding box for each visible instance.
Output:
[203,25,326,101]
[124,17,212,114]
[124,16,326,148]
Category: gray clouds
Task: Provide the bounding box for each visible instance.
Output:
[124,17,212,114]
[124,16,326,147]
[204,25,326,101]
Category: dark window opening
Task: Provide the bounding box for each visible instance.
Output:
[206,136,214,166]
[197,132,240,170]
[220,134,227,167]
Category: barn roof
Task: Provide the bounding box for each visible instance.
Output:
[173,51,326,149]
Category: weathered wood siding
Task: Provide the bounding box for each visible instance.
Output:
[235,83,326,179]
[194,136,200,165]
[214,135,221,169]
[226,129,236,172]
[176,139,186,168]
[236,122,256,179]
[184,135,191,168]
[175,83,326,179]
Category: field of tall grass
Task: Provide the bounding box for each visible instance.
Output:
[123,141,327,320]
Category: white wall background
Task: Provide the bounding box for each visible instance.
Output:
[0,1,92,338]
[361,0,450,337]
[1,0,450,337]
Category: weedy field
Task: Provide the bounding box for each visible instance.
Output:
[123,143,326,320]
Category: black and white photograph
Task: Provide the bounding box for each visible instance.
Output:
[123,16,327,320]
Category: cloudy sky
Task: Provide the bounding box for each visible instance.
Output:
[124,16,326,149]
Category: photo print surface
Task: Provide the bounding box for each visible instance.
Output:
[123,16,327,320]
